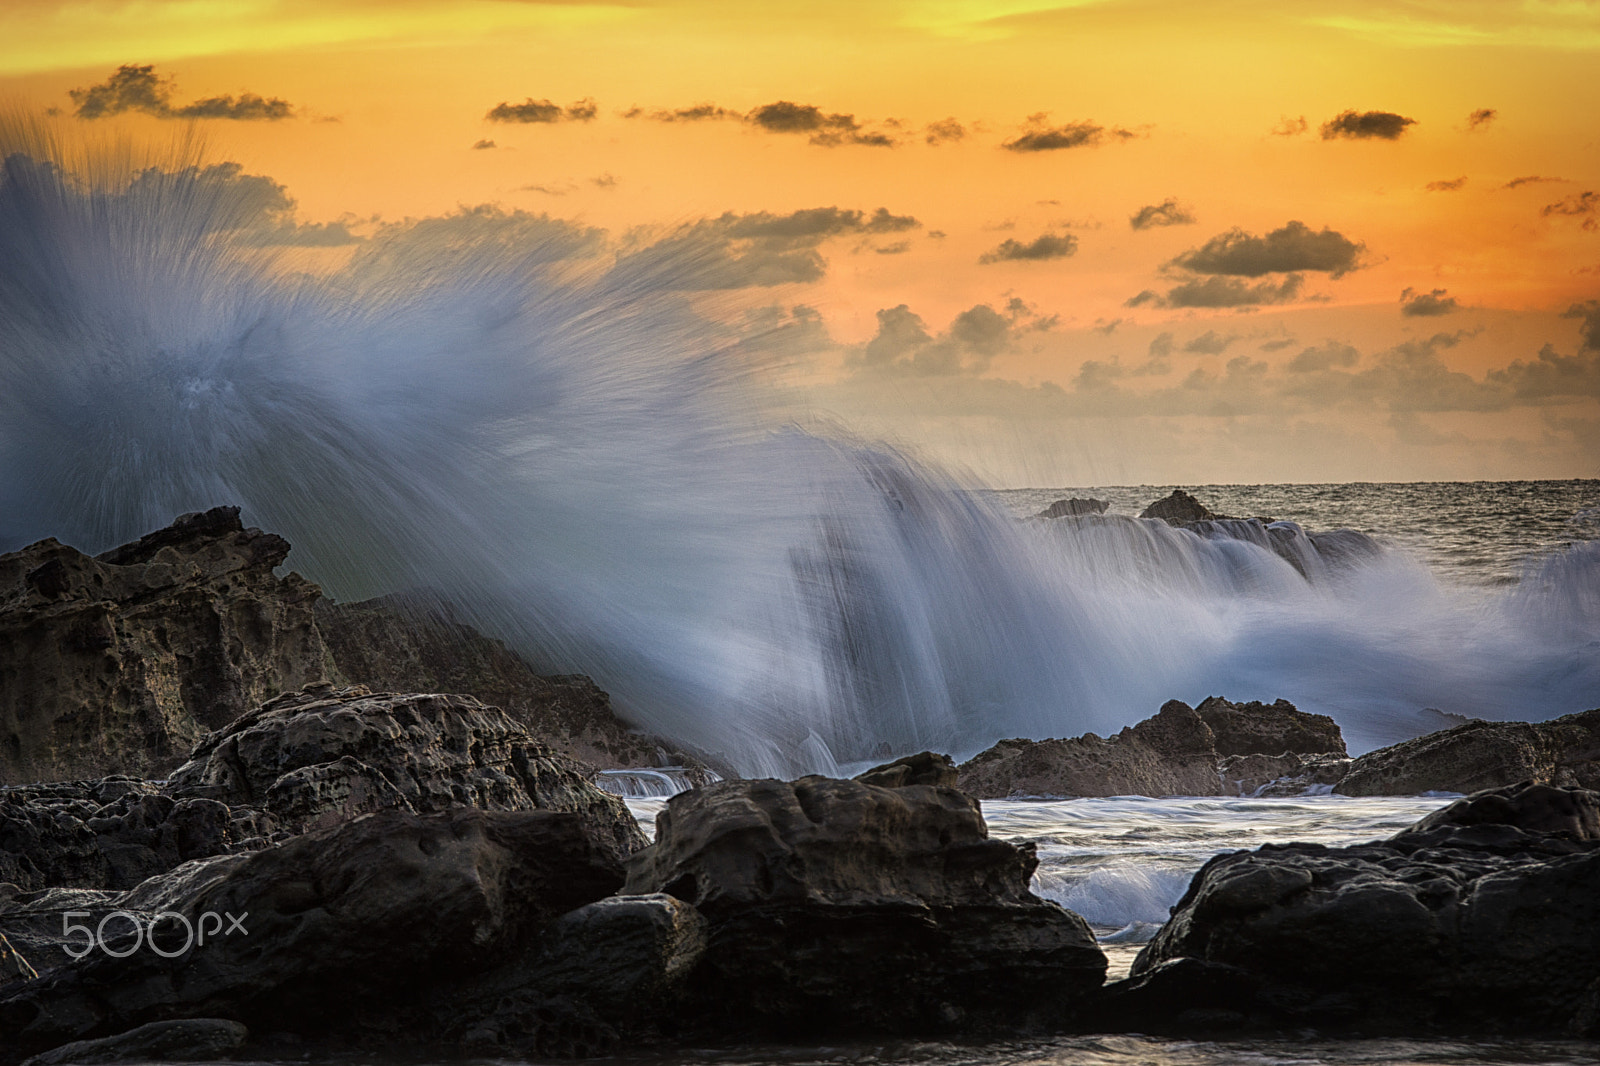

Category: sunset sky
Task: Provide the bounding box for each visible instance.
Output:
[4,0,1598,486]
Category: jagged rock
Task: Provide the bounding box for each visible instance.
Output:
[1035,498,1108,519]
[0,783,237,892]
[854,751,958,789]
[20,1019,248,1066]
[0,808,626,1053]
[1139,489,1217,524]
[0,934,36,986]
[1194,696,1346,758]
[1220,751,1352,797]
[1335,708,1600,796]
[958,698,1349,800]
[165,686,647,858]
[0,507,335,783]
[1126,782,1600,1035]
[622,776,1105,1035]
[315,595,712,773]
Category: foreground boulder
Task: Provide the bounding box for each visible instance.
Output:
[0,807,627,1054]
[622,776,1106,1035]
[957,698,1346,799]
[1336,707,1600,796]
[0,507,333,783]
[1108,782,1600,1035]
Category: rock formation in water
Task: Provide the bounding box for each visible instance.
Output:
[0,507,699,785]
[1335,707,1600,796]
[1033,497,1109,519]
[957,697,1347,799]
[1139,489,1219,524]
[1105,781,1600,1036]
[621,774,1107,1035]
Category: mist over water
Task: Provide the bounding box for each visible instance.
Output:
[3,128,1597,775]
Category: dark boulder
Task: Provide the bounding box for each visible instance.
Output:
[1125,782,1600,1035]
[19,1019,248,1066]
[854,751,958,789]
[622,775,1105,1035]
[1194,696,1346,758]
[1335,707,1600,796]
[0,807,626,1053]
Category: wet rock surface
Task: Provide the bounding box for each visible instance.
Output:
[1034,497,1109,519]
[1336,707,1600,796]
[1114,782,1600,1035]
[623,775,1106,1035]
[957,697,1347,799]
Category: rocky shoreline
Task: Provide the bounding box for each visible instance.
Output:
[2,508,1598,1061]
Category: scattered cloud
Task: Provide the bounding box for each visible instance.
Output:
[1259,337,1298,352]
[1183,330,1241,355]
[978,232,1078,264]
[486,98,597,123]
[875,241,911,255]
[1319,109,1416,140]
[610,205,919,291]
[1092,318,1124,335]
[623,103,742,122]
[1426,176,1467,192]
[746,100,895,147]
[1287,341,1360,372]
[1543,191,1599,229]
[1466,107,1497,131]
[1502,175,1567,189]
[1271,115,1309,137]
[1400,287,1460,316]
[848,299,1052,377]
[1149,332,1174,358]
[1566,300,1600,352]
[924,118,967,145]
[68,64,293,121]
[1155,273,1307,308]
[472,139,497,150]
[118,162,359,246]
[1129,198,1196,230]
[1167,220,1365,278]
[1002,113,1134,153]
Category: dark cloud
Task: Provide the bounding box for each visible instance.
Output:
[1259,337,1297,352]
[68,64,294,121]
[1466,108,1497,131]
[1502,175,1565,189]
[485,98,597,123]
[1002,114,1134,153]
[591,173,617,189]
[1425,176,1467,192]
[1400,287,1460,316]
[978,232,1078,264]
[1149,332,1174,358]
[1485,342,1600,401]
[1542,191,1599,230]
[624,103,742,122]
[1182,330,1240,355]
[1129,198,1196,230]
[107,162,360,247]
[732,304,834,360]
[1138,274,1306,309]
[1092,318,1124,334]
[350,205,601,277]
[745,100,895,147]
[1566,300,1600,352]
[1167,220,1365,278]
[1271,115,1308,137]
[875,241,911,255]
[924,118,966,145]
[472,139,497,150]
[610,206,919,291]
[1287,341,1360,373]
[1319,109,1416,141]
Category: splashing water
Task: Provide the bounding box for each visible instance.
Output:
[2,125,1596,775]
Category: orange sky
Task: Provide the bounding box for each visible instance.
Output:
[3,0,1598,484]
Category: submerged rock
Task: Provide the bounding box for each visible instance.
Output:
[957,697,1346,799]
[623,775,1106,1035]
[1119,781,1600,1035]
[1335,707,1600,796]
